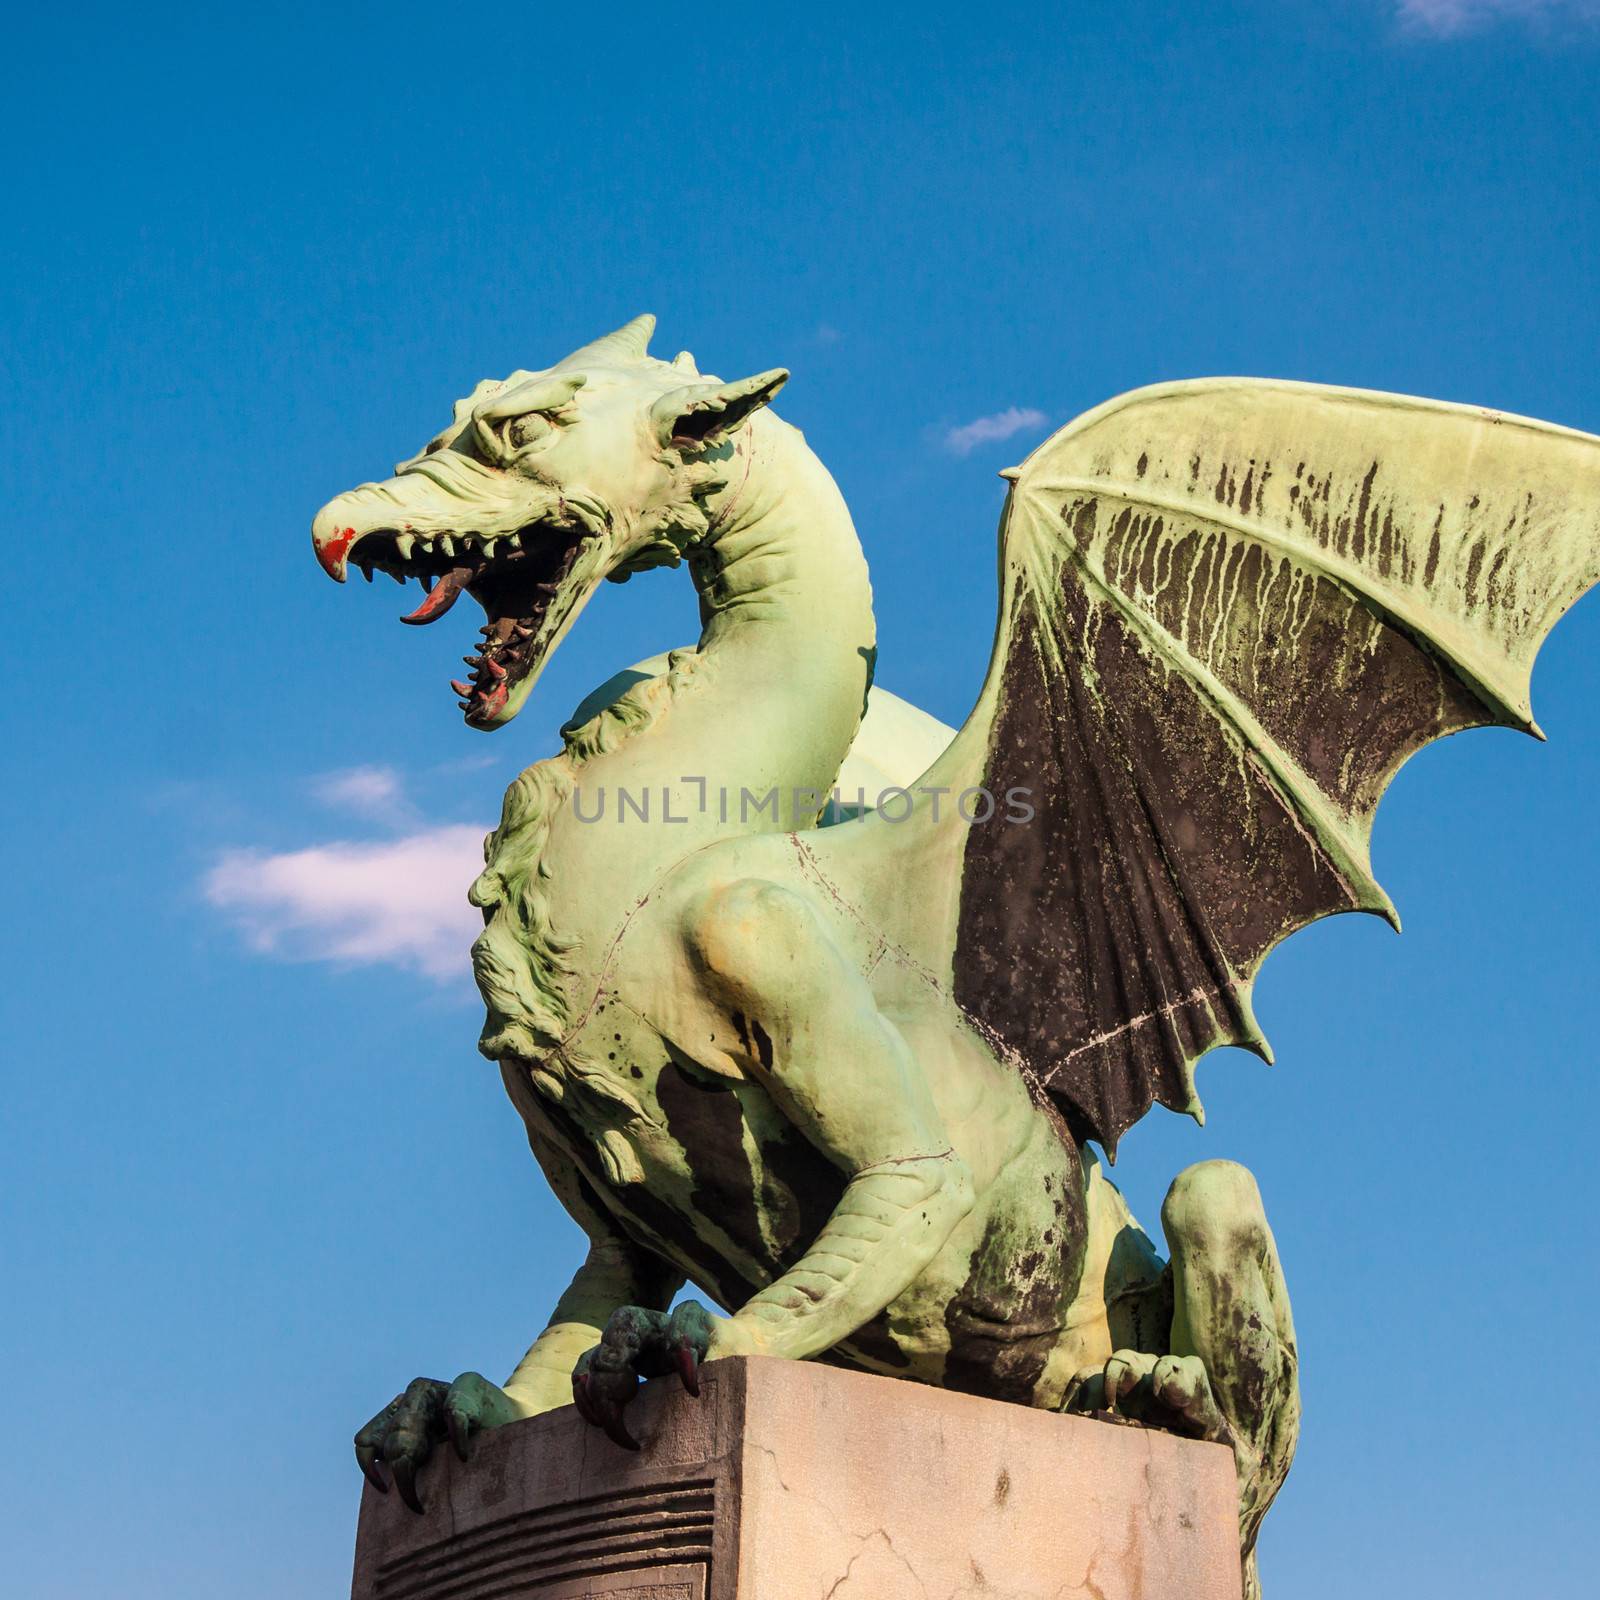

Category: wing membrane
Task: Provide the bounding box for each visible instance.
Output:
[923,380,1600,1152]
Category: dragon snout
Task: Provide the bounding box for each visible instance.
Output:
[312,481,417,581]
[312,462,510,582]
[311,503,358,582]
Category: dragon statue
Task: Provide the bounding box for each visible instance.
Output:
[311,316,1600,1596]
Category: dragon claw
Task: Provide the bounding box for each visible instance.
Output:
[1078,1350,1232,1448]
[675,1343,701,1398]
[571,1301,721,1449]
[354,1442,389,1494]
[665,1301,715,1395]
[1102,1352,1148,1415]
[353,1371,522,1513]
[1149,1354,1233,1445]
[597,1397,641,1452]
[446,1402,472,1464]
[390,1456,425,1515]
[571,1367,601,1428]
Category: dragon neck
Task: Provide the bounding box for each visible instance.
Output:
[678,411,877,792]
[553,411,877,831]
[471,414,876,1063]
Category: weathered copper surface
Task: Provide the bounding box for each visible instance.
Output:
[314,321,1600,1598]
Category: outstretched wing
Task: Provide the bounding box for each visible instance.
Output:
[902,380,1600,1155]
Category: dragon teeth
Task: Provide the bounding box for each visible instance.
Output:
[440,535,455,556]
[395,534,415,561]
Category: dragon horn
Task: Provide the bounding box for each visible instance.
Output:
[556,313,656,368]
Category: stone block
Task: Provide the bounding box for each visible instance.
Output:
[352,1356,1240,1599]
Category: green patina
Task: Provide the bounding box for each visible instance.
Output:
[314,318,1600,1598]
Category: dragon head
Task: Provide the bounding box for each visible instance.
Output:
[311,314,786,729]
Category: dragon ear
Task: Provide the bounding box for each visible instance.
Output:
[652,369,789,448]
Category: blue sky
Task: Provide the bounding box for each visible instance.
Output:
[4,3,1599,1595]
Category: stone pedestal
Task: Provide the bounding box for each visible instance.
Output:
[352,1356,1241,1600]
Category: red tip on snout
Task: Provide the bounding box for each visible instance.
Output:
[315,526,357,581]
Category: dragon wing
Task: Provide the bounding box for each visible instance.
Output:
[866,380,1600,1156]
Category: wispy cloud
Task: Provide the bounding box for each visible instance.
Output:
[942,407,1048,458]
[1396,0,1599,35]
[310,763,414,825]
[204,824,485,981]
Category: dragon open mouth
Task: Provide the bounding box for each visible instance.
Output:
[342,519,599,727]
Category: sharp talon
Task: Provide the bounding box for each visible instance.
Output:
[1104,1363,1124,1414]
[572,1372,600,1428]
[447,1407,471,1464]
[676,1344,701,1398]
[599,1402,640,1452]
[392,1459,425,1515]
[356,1447,388,1494]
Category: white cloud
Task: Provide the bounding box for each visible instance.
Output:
[204,824,485,981]
[1397,0,1599,34]
[310,764,413,825]
[943,407,1048,457]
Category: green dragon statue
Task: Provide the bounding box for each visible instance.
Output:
[311,316,1600,1596]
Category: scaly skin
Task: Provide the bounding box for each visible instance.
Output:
[315,317,1300,1586]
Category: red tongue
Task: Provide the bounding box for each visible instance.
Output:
[399,565,475,626]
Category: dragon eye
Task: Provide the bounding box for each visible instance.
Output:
[472,409,556,465]
[469,373,585,464]
[506,412,554,452]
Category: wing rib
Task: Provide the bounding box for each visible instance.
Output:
[1032,473,1532,732]
[1027,489,1397,925]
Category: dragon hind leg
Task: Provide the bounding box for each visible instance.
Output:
[1065,1159,1299,1598]
[1162,1159,1300,1600]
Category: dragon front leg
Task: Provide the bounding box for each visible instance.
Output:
[571,878,975,1443]
[355,1140,682,1510]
